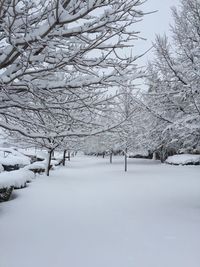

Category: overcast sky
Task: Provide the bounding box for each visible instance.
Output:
[134,0,180,66]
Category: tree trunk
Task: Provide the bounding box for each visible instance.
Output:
[125,148,128,172]
[160,146,167,163]
[46,149,53,176]
[110,152,113,164]
[63,149,67,166]
[102,152,105,158]
[68,151,70,161]
[152,152,156,160]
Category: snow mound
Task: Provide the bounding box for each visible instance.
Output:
[0,147,31,166]
[165,154,200,165]
[24,158,60,173]
[0,169,34,189]
[24,161,46,171]
[0,154,30,166]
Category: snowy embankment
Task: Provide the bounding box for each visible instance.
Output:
[0,169,34,189]
[0,147,31,165]
[24,159,60,172]
[0,147,34,190]
[0,156,200,267]
[166,154,200,165]
[24,161,46,172]
[0,154,30,166]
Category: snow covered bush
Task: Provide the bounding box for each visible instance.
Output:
[165,154,200,166]
[0,169,34,189]
[24,161,46,174]
[0,147,31,170]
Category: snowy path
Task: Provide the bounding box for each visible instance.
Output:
[0,156,200,267]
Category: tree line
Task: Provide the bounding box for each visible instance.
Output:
[0,0,199,173]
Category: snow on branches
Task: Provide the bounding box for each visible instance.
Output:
[0,0,145,149]
[145,0,200,157]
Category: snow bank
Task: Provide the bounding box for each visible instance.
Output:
[24,161,46,171]
[0,154,30,166]
[0,169,34,189]
[165,154,200,165]
[0,147,31,166]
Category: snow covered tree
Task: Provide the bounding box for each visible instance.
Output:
[0,0,145,134]
[145,0,200,159]
[0,0,147,173]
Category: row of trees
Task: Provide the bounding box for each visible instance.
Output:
[83,0,200,162]
[0,0,146,173]
[1,0,198,169]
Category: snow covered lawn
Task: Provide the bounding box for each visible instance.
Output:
[0,156,200,267]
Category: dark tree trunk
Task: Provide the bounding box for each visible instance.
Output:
[68,151,70,161]
[125,148,128,172]
[110,152,113,164]
[102,152,105,158]
[46,149,53,176]
[63,149,67,166]
[160,146,167,163]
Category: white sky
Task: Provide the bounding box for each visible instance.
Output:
[133,0,180,67]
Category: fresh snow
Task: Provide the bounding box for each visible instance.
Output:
[0,169,34,189]
[24,159,60,172]
[0,156,200,267]
[24,161,46,171]
[166,154,200,165]
[18,148,47,160]
[0,154,30,166]
[0,147,31,166]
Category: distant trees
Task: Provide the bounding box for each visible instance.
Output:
[82,87,146,163]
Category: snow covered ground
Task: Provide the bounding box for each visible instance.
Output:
[0,156,200,267]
